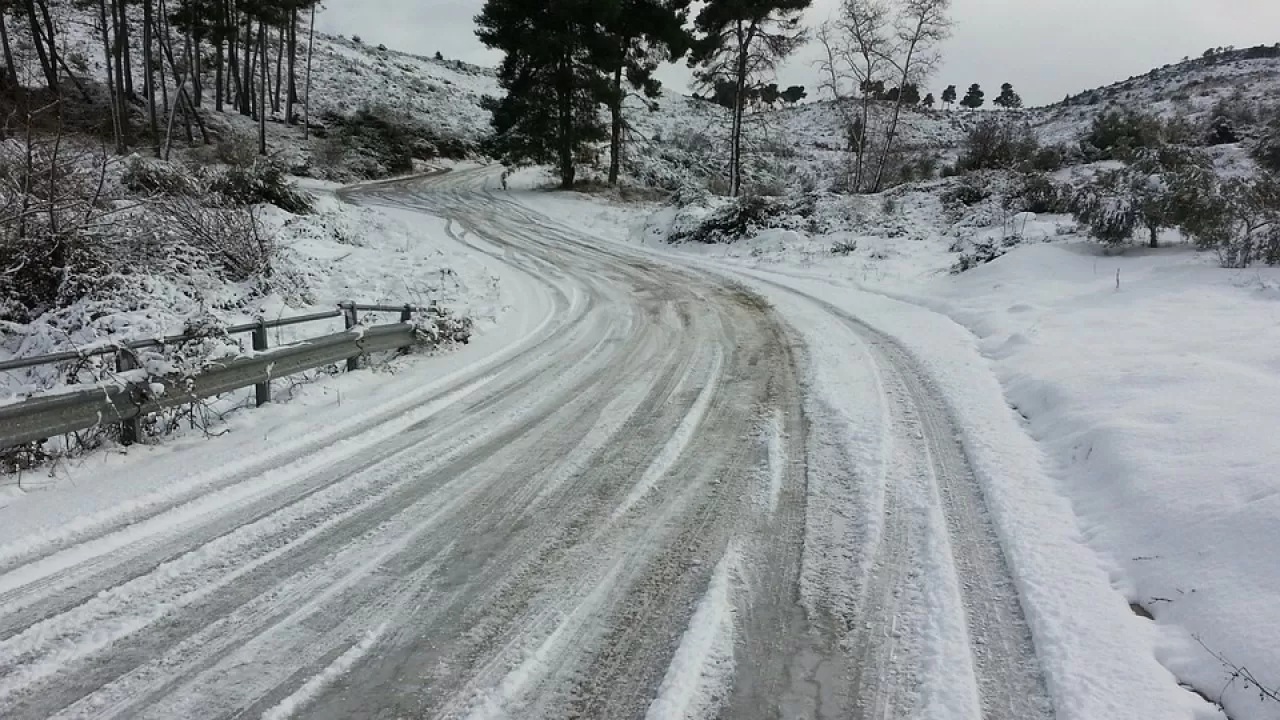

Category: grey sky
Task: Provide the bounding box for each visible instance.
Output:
[317,0,1280,106]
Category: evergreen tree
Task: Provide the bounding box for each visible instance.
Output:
[994,81,1022,109]
[922,92,935,108]
[941,83,956,107]
[860,78,886,100]
[780,85,807,104]
[690,0,812,197]
[476,0,610,189]
[901,82,921,106]
[599,0,691,185]
[760,82,780,106]
[960,82,984,109]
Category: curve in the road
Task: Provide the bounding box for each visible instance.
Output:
[0,167,1052,720]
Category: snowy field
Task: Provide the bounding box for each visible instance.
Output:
[518,188,1280,720]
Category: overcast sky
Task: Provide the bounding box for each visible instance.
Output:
[317,0,1280,106]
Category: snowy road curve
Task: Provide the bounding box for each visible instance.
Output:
[0,169,1052,719]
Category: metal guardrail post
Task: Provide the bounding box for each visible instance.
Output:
[252,320,270,407]
[115,349,141,445]
[399,304,414,354]
[342,302,360,372]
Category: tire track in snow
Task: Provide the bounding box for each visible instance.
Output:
[735,276,1054,720]
[644,543,741,720]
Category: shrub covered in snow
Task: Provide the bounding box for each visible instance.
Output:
[668,194,820,244]
[1082,109,1173,160]
[208,159,315,214]
[956,116,1040,172]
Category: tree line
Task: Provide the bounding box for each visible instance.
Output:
[0,0,323,158]
[477,0,812,196]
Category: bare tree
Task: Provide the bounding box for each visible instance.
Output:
[816,0,892,192]
[870,0,951,192]
[690,0,812,197]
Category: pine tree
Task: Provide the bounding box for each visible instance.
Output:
[922,92,935,108]
[994,81,1022,109]
[960,82,984,109]
[598,0,691,186]
[780,85,806,104]
[941,83,957,107]
[690,0,812,197]
[477,0,609,189]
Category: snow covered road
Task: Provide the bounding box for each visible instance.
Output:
[0,167,1163,719]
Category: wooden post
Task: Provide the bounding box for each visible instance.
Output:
[252,319,270,407]
[115,349,141,445]
[342,302,359,372]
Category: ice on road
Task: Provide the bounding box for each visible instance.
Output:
[0,167,1169,719]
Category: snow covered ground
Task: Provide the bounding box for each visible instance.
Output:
[519,188,1280,720]
[1,181,506,497]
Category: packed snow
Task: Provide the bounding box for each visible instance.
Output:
[513,173,1279,719]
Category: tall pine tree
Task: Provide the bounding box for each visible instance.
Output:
[599,0,691,186]
[477,0,610,189]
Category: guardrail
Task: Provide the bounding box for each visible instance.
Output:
[0,301,435,451]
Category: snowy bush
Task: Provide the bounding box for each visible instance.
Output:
[668,195,817,244]
[1083,109,1169,160]
[956,117,1040,172]
[0,137,119,323]
[122,156,201,196]
[208,159,314,214]
[155,195,276,282]
[950,237,1018,273]
[941,179,992,209]
[1184,174,1280,268]
[412,306,474,348]
[1251,123,1280,173]
[1009,173,1072,215]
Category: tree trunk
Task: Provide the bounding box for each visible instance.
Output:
[0,12,19,94]
[192,35,203,106]
[303,3,315,138]
[35,0,60,89]
[872,17,927,193]
[215,37,224,112]
[728,22,754,198]
[287,8,298,103]
[110,0,128,141]
[143,0,159,153]
[272,24,283,113]
[608,54,623,186]
[116,0,134,98]
[240,17,253,115]
[228,6,242,110]
[284,7,296,124]
[258,21,267,154]
[556,52,574,189]
[23,0,58,93]
[1149,225,1159,248]
[97,0,125,153]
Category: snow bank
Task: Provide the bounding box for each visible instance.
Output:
[909,244,1280,720]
